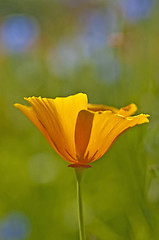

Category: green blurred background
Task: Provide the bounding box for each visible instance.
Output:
[0,0,159,239]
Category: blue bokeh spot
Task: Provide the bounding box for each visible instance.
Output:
[1,14,40,53]
[119,0,155,21]
[0,212,31,240]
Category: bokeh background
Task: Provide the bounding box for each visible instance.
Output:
[0,0,159,239]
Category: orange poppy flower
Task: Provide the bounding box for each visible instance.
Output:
[14,93,149,168]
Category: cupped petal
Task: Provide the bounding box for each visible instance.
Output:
[75,109,149,165]
[88,103,119,113]
[75,110,94,162]
[118,103,137,117]
[95,113,149,161]
[14,104,75,163]
[88,103,137,117]
[75,110,114,164]
[15,93,88,163]
[87,112,149,163]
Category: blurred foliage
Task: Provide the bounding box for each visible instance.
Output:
[0,0,159,239]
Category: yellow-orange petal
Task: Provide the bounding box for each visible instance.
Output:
[75,110,94,162]
[88,103,119,113]
[74,109,149,164]
[88,103,138,117]
[75,110,113,164]
[17,93,88,164]
[118,103,137,117]
[14,104,74,163]
[96,113,150,161]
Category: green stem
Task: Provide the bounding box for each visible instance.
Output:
[75,168,85,240]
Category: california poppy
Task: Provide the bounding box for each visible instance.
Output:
[14,93,149,168]
[15,93,149,240]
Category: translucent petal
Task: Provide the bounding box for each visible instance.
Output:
[88,103,119,113]
[14,104,74,163]
[118,103,137,117]
[88,103,137,117]
[15,93,88,163]
[74,109,149,164]
[75,110,94,163]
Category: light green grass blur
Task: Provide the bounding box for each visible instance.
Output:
[0,1,159,240]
